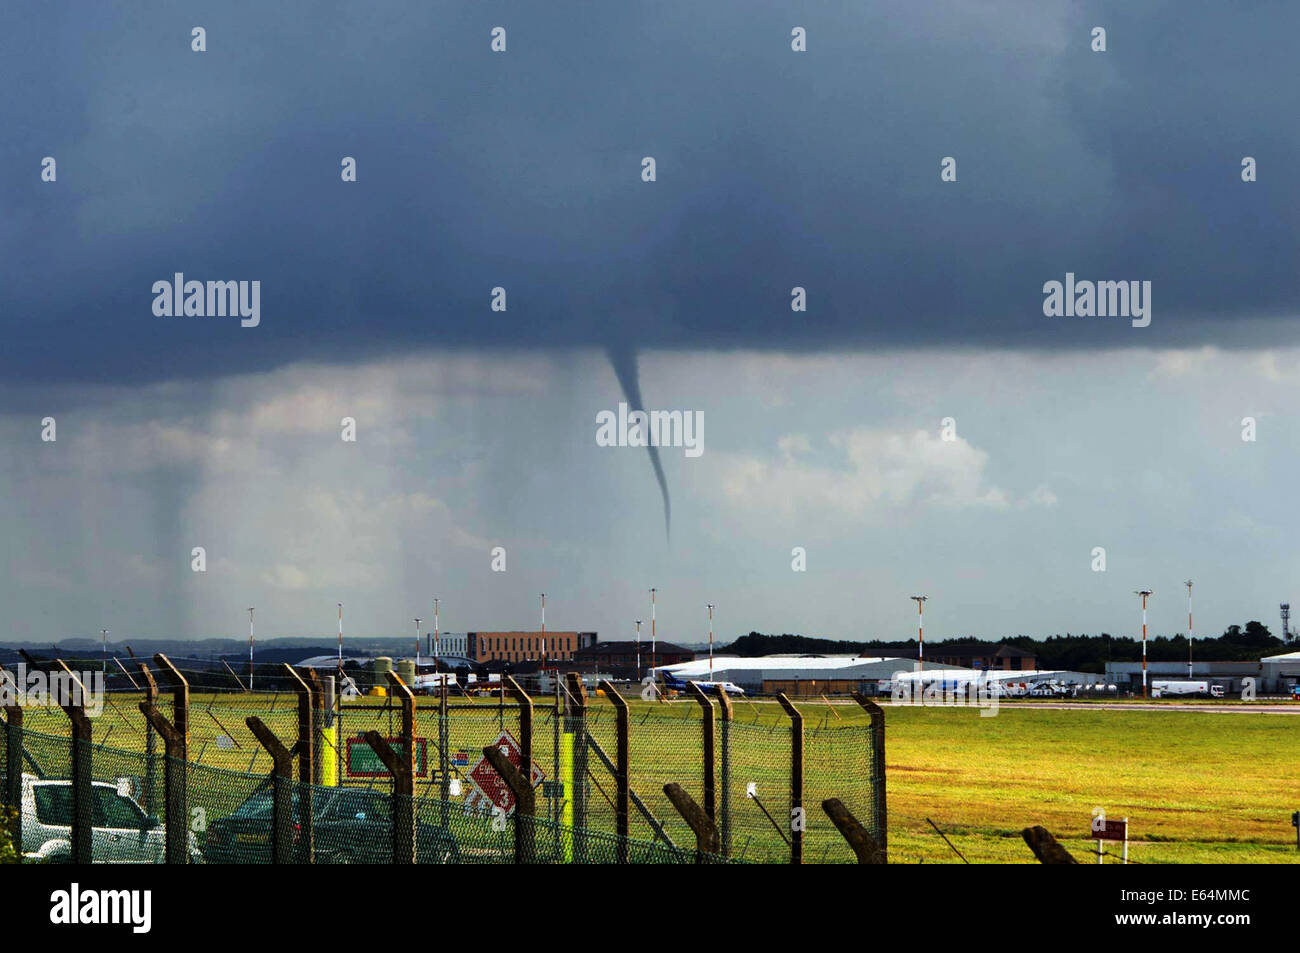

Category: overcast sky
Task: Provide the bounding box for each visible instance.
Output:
[2,3,1298,645]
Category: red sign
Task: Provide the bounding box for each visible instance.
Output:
[466,729,544,814]
[1091,819,1127,841]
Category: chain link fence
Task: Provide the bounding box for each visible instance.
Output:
[0,663,883,864]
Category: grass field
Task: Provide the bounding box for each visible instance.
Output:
[883,704,1300,863]
[10,691,1299,863]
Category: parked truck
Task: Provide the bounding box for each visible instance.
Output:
[1151,680,1224,698]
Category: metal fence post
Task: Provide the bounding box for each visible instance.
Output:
[439,679,450,830]
[361,730,414,864]
[246,716,294,864]
[776,693,803,865]
[716,686,732,858]
[0,666,24,850]
[552,678,561,857]
[851,692,887,854]
[383,670,417,863]
[137,663,159,818]
[565,673,588,863]
[138,654,189,864]
[686,683,716,825]
[597,679,630,862]
[504,675,535,861]
[504,675,532,789]
[54,661,93,864]
[285,664,314,863]
[302,668,326,786]
[482,743,535,863]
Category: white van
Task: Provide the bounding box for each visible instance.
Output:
[21,773,201,863]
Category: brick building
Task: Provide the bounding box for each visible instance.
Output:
[571,640,695,677]
[466,631,597,664]
[922,641,1037,671]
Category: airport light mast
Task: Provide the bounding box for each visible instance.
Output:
[650,588,658,688]
[336,603,344,681]
[635,619,642,680]
[432,597,440,673]
[101,628,109,674]
[414,617,422,667]
[248,608,255,691]
[1185,580,1193,678]
[707,604,715,679]
[1135,589,1153,698]
[910,596,928,673]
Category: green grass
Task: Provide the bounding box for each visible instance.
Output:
[11,692,1299,863]
[882,705,1300,864]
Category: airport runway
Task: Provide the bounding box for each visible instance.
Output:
[1005,701,1300,714]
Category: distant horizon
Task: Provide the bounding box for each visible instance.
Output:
[5,625,1286,649]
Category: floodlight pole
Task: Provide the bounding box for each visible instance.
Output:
[635,620,642,681]
[1135,590,1153,698]
[336,603,344,680]
[414,618,422,667]
[707,604,715,680]
[650,588,657,681]
[101,628,108,674]
[910,596,928,673]
[432,598,440,676]
[1185,580,1193,678]
[540,592,546,668]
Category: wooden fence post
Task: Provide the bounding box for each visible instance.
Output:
[597,679,630,862]
[663,782,719,862]
[776,692,804,865]
[821,797,887,863]
[1022,825,1078,864]
[246,716,294,864]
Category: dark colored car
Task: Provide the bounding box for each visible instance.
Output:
[203,784,459,864]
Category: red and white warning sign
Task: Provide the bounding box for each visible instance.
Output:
[465,729,544,815]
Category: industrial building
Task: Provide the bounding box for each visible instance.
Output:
[571,640,694,678]
[1104,660,1261,695]
[654,655,917,695]
[1258,651,1300,694]
[891,641,1039,671]
[653,654,1110,697]
[427,632,468,657]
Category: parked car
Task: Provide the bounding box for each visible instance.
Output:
[20,773,201,863]
[203,783,460,864]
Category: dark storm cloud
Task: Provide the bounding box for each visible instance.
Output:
[3,0,1299,388]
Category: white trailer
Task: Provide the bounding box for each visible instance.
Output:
[1151,679,1222,698]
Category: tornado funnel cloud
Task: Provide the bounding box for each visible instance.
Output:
[606,344,671,541]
